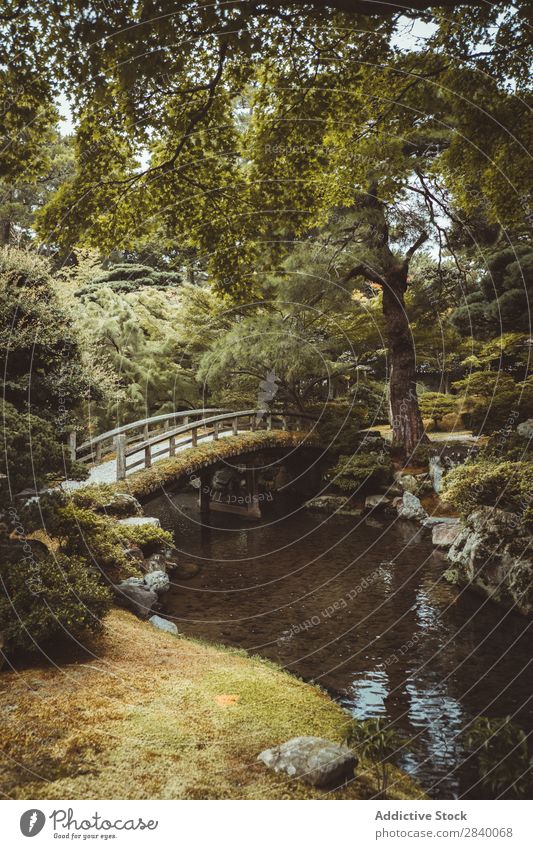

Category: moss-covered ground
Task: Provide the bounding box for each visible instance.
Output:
[0,610,423,800]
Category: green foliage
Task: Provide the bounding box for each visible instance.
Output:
[327,451,392,493]
[443,460,533,527]
[0,248,98,421]
[70,285,200,428]
[347,718,405,798]
[418,392,457,429]
[451,247,533,340]
[453,372,533,434]
[0,402,87,499]
[463,717,532,799]
[311,402,366,456]
[0,553,112,655]
[76,263,182,296]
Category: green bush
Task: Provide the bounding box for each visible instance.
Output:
[463,717,532,798]
[326,451,392,493]
[443,460,533,527]
[453,372,533,434]
[48,501,173,577]
[0,553,112,654]
[418,392,457,430]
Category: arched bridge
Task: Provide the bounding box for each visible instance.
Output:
[69,408,316,486]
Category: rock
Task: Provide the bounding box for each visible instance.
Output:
[447,507,533,615]
[96,492,143,518]
[365,494,390,509]
[118,516,161,528]
[395,473,418,494]
[304,495,362,516]
[149,615,179,635]
[517,419,533,439]
[173,562,201,580]
[113,583,158,619]
[121,577,145,587]
[397,491,428,522]
[392,496,403,510]
[257,736,357,788]
[144,569,170,595]
[429,456,445,494]
[432,521,461,548]
[422,516,458,528]
[144,552,167,573]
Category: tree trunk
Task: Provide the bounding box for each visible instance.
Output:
[0,219,11,245]
[382,270,427,455]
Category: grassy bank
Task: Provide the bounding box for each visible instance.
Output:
[0,610,423,800]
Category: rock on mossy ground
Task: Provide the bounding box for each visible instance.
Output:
[0,611,423,800]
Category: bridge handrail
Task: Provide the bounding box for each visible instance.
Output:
[123,409,315,458]
[113,408,316,480]
[75,408,226,455]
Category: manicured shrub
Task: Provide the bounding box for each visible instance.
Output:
[326,451,392,493]
[443,460,533,527]
[418,392,457,430]
[0,553,112,655]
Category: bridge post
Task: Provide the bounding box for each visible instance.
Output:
[232,418,238,436]
[191,427,198,447]
[266,413,272,431]
[144,444,152,469]
[250,414,257,432]
[115,434,126,481]
[183,415,189,426]
[282,416,288,431]
[143,424,149,439]
[68,430,76,461]
[213,422,219,441]
[95,440,102,463]
[169,435,176,457]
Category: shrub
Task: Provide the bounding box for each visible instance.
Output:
[453,372,533,434]
[443,460,533,526]
[346,718,405,798]
[418,392,457,430]
[463,717,532,798]
[47,501,173,577]
[0,553,112,655]
[326,451,392,493]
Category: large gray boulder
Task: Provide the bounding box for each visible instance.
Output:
[397,491,428,522]
[447,507,533,616]
[144,569,170,595]
[394,473,418,494]
[149,615,179,635]
[257,737,357,788]
[113,582,158,619]
[432,520,461,548]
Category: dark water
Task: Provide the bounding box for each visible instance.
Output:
[146,488,533,798]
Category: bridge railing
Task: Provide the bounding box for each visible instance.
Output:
[116,409,315,480]
[70,408,226,465]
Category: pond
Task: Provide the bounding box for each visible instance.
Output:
[145,488,533,798]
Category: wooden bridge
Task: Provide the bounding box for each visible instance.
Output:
[69,408,314,485]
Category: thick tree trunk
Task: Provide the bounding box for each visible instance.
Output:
[382,270,427,455]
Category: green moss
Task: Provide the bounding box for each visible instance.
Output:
[112,431,319,501]
[443,460,533,528]
[0,611,423,800]
[326,451,392,493]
